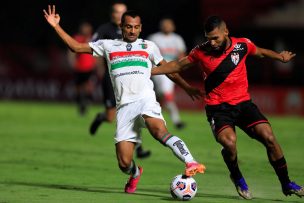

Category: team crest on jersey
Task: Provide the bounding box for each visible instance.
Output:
[231,52,239,65]
[139,43,147,49]
[126,43,132,51]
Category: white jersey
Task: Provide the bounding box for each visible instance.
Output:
[148,32,186,62]
[89,39,163,108]
[148,32,186,94]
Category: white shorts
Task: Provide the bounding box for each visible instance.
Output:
[152,75,175,94]
[115,97,165,143]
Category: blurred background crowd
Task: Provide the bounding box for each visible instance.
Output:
[0,0,303,115]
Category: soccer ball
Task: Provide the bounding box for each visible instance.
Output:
[170,174,197,201]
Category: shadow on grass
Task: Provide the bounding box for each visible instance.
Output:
[1,181,302,202]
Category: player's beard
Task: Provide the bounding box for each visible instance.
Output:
[211,39,227,56]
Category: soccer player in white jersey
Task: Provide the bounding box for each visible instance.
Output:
[43,5,206,194]
[148,18,187,129]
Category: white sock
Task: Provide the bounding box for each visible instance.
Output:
[131,161,140,178]
[163,135,195,163]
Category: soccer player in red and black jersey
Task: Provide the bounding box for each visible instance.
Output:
[152,16,304,199]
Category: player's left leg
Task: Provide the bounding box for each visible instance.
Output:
[143,115,205,176]
[251,123,304,197]
[240,101,303,197]
[116,141,143,193]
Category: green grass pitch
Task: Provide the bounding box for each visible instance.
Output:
[0,101,303,203]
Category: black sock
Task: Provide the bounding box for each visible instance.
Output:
[136,144,143,153]
[221,149,243,180]
[97,112,107,123]
[270,156,290,186]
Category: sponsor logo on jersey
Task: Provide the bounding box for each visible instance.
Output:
[109,51,150,70]
[173,140,189,156]
[233,43,244,51]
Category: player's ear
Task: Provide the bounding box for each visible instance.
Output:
[224,27,229,37]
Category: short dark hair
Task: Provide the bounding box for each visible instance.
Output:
[204,15,224,33]
[121,10,141,25]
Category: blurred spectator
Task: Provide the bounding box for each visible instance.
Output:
[67,21,96,116]
[148,18,187,129]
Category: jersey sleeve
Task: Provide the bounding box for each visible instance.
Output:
[244,38,257,55]
[150,42,164,65]
[187,47,199,63]
[88,40,105,57]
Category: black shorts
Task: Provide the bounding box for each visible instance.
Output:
[74,71,93,85]
[102,70,116,108]
[205,100,269,138]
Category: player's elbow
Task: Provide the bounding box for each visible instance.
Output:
[69,42,88,53]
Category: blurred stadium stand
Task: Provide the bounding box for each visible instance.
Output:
[0,0,303,115]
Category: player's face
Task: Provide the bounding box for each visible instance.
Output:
[111,4,127,25]
[205,26,228,51]
[121,16,142,43]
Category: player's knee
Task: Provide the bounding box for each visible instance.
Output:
[264,133,277,148]
[118,161,133,174]
[218,135,236,151]
[257,127,276,146]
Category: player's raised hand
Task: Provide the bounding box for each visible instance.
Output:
[280,51,296,63]
[43,5,60,28]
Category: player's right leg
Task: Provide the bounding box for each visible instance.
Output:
[206,104,252,199]
[116,141,143,194]
[115,105,150,193]
[218,128,253,200]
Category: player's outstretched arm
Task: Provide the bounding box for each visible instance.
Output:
[166,72,202,101]
[255,46,296,63]
[151,57,192,75]
[43,5,92,54]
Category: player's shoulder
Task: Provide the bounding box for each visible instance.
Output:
[139,39,157,47]
[194,41,211,52]
[91,39,116,46]
[232,37,254,44]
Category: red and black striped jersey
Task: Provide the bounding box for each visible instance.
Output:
[188,37,256,105]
